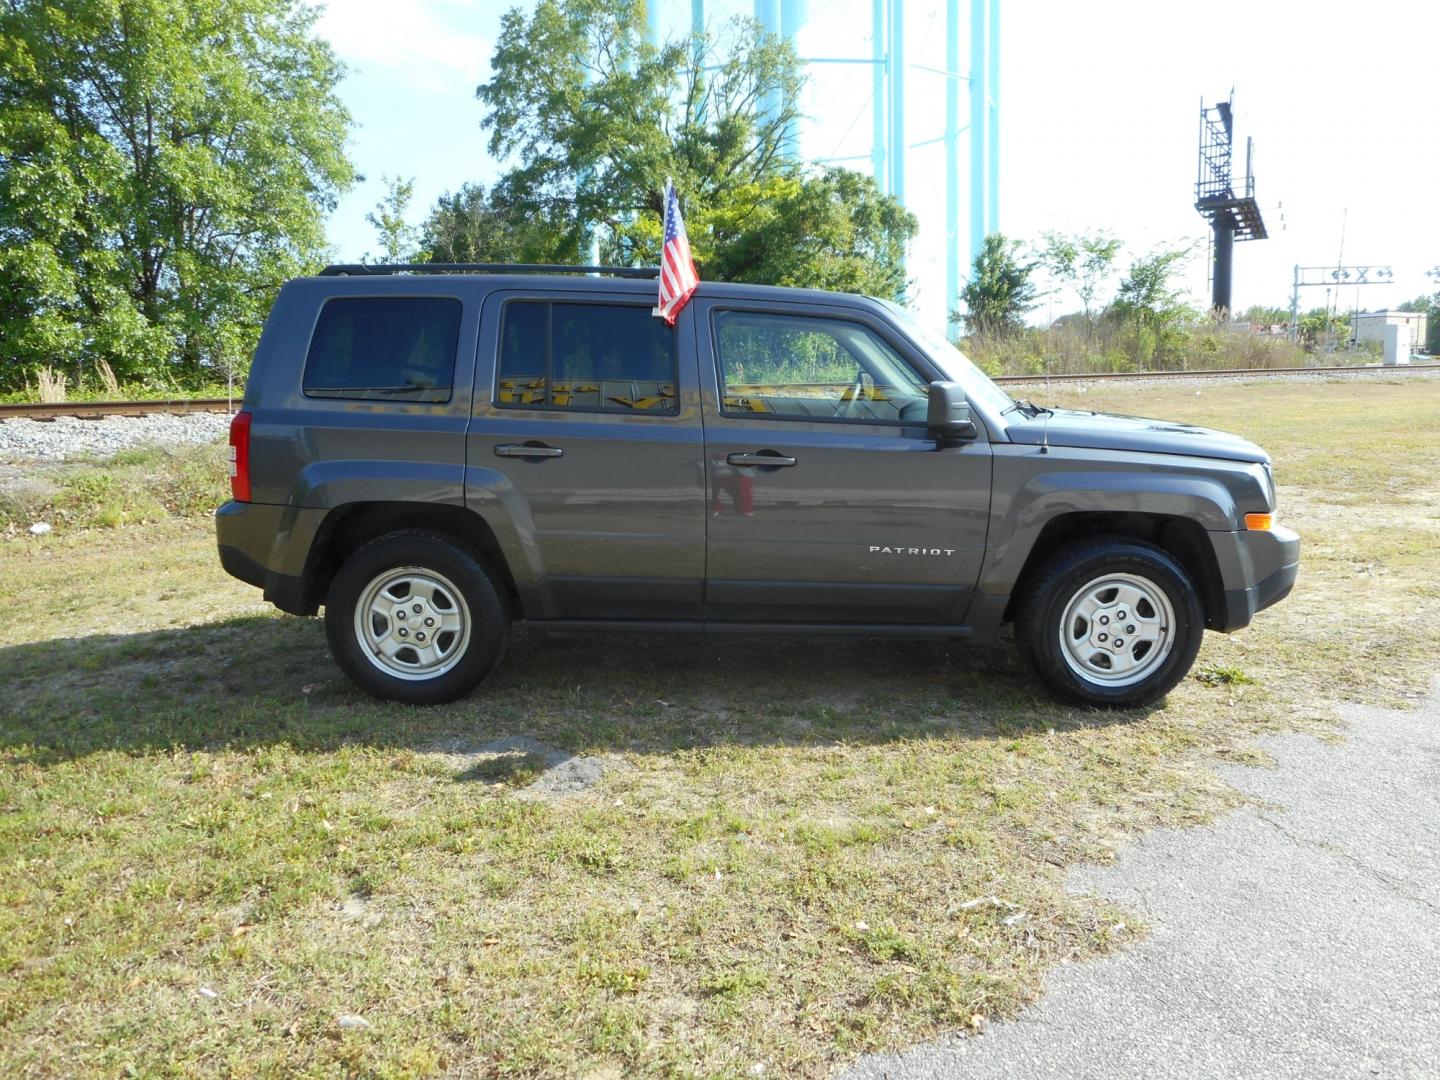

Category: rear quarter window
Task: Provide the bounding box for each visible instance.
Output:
[303,296,461,403]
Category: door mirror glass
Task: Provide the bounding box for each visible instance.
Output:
[927,381,979,440]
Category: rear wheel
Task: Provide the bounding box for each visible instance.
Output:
[325,531,507,705]
[1015,537,1204,708]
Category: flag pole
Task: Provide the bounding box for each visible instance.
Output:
[652,177,674,319]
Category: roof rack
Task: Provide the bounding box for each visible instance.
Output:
[318,262,660,279]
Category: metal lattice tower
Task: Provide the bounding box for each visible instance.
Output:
[1194,93,1267,316]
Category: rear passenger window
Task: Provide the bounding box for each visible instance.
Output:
[496,301,677,413]
[304,297,461,403]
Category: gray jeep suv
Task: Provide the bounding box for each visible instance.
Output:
[216,264,1299,708]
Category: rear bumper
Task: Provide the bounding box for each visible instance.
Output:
[215,500,325,616]
[1212,525,1301,631]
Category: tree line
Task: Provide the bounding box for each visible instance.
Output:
[954,232,1438,374]
[0,0,915,394]
[4,0,1430,394]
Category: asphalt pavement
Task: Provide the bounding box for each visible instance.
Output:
[841,684,1440,1080]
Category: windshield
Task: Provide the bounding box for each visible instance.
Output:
[877,299,1014,417]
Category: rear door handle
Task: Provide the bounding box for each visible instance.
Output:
[727,451,796,467]
[495,443,563,459]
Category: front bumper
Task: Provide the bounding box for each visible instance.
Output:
[1211,525,1301,631]
[215,500,327,615]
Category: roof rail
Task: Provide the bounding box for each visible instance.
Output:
[318,262,660,279]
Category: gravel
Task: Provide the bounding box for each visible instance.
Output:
[0,412,232,464]
[840,683,1440,1080]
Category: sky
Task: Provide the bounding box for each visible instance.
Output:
[314,0,1440,333]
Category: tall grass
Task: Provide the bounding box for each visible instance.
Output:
[94,358,121,397]
[34,367,68,402]
[963,319,1317,378]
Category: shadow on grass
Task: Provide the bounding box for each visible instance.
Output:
[0,613,1149,762]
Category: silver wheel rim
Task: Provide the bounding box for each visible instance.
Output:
[354,566,471,682]
[1058,572,1176,688]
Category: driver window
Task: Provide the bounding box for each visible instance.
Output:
[714,311,928,422]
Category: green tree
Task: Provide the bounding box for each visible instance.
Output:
[1108,245,1197,367]
[954,234,1039,336]
[1297,307,1350,353]
[702,169,914,298]
[1111,246,1193,325]
[365,176,424,264]
[469,0,915,297]
[0,0,354,390]
[1240,305,1291,329]
[1039,230,1121,321]
[421,182,588,265]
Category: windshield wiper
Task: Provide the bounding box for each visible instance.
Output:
[311,379,440,397]
[367,381,442,396]
[1003,398,1051,418]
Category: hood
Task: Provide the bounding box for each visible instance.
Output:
[1005,408,1270,464]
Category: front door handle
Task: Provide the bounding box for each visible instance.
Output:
[727,451,796,468]
[495,442,563,459]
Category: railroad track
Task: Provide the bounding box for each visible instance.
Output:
[2,363,1436,421]
[0,397,235,421]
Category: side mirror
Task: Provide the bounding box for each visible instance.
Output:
[927,381,978,441]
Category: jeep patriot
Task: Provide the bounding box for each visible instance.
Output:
[216,264,1299,708]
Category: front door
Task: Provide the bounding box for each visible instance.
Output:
[467,290,705,620]
[695,300,992,626]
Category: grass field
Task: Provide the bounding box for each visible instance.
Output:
[2,377,1438,1078]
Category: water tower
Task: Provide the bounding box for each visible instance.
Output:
[645,0,1001,334]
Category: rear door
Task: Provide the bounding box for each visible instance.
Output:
[467,290,705,620]
[695,298,992,626]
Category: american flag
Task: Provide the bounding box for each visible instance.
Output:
[656,179,698,325]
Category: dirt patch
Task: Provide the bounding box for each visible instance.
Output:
[428,734,617,798]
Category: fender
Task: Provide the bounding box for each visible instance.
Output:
[969,447,1254,630]
[289,458,464,510]
[290,459,551,617]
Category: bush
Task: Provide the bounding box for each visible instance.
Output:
[0,442,228,533]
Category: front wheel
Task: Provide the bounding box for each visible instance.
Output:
[1015,538,1205,708]
[325,531,507,705]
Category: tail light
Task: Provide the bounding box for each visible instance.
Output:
[228,410,253,502]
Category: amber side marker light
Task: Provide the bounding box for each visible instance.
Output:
[1244,512,1276,531]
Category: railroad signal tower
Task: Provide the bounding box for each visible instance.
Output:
[1195,93,1268,317]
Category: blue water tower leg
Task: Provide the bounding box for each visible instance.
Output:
[780,0,808,155]
[946,0,960,330]
[888,0,904,203]
[987,0,1000,237]
[755,0,781,139]
[969,0,989,268]
[872,0,886,192]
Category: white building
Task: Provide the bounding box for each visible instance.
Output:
[1353,310,1428,354]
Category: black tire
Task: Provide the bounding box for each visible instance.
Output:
[1014,536,1204,709]
[324,531,507,705]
